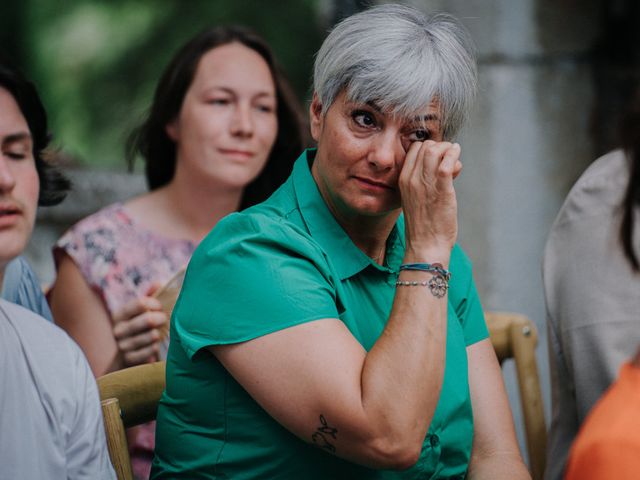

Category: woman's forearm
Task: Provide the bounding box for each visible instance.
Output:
[359,247,450,460]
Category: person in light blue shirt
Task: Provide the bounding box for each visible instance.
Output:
[0,63,114,478]
[0,54,69,322]
[1,256,53,321]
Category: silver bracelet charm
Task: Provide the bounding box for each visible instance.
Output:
[395,273,449,298]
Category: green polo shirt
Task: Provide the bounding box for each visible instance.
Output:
[151,150,488,480]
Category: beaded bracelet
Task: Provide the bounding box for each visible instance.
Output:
[396,276,449,298]
[396,262,450,298]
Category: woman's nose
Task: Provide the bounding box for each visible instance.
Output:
[368,133,403,171]
[0,157,17,193]
[229,104,254,138]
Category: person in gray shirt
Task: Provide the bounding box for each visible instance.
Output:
[543,92,640,479]
[0,63,114,479]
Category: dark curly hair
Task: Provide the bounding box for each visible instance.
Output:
[0,64,70,206]
[620,90,640,271]
[127,25,307,209]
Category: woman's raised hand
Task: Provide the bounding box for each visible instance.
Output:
[398,140,462,263]
[112,284,167,368]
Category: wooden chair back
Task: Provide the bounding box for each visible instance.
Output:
[97,361,166,480]
[486,311,546,480]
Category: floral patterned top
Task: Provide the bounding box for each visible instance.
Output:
[55,202,196,317]
[54,202,197,480]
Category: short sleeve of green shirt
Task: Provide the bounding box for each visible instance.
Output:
[173,212,341,359]
[449,244,488,346]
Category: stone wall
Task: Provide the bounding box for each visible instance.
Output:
[430,0,600,461]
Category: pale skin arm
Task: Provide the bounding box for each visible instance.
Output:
[466,339,531,480]
[49,253,166,376]
[210,141,461,470]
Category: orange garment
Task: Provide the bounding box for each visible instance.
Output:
[565,362,640,480]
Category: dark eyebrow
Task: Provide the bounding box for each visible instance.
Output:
[364,102,440,124]
[203,86,275,99]
[413,114,439,123]
[2,132,32,148]
[365,101,383,113]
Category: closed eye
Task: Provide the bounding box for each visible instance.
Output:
[2,133,32,159]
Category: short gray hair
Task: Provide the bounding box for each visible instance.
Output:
[313,4,477,140]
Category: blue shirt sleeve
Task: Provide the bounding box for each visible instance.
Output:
[1,257,53,322]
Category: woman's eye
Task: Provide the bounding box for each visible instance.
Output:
[409,129,430,142]
[207,98,230,106]
[5,151,26,160]
[256,104,275,113]
[352,111,377,129]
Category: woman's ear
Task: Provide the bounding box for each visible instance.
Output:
[165,119,179,142]
[309,93,324,142]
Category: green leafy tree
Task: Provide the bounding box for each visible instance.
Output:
[2,0,324,168]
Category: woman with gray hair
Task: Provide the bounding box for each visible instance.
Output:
[152,5,529,479]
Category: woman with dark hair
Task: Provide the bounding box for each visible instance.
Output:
[128,26,305,209]
[0,64,70,321]
[544,91,640,479]
[48,25,305,478]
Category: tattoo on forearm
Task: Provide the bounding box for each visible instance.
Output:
[311,414,338,453]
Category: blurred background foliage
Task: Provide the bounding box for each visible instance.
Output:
[1,0,328,169]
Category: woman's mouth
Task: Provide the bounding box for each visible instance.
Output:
[353,176,393,191]
[219,148,255,160]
